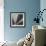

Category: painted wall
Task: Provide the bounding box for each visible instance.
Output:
[4,0,40,42]
[40,0,46,27]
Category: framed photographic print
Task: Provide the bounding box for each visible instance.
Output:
[10,12,25,28]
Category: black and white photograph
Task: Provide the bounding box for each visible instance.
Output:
[10,12,25,27]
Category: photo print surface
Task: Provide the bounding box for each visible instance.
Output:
[10,12,25,27]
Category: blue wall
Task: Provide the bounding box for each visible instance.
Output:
[4,0,40,42]
[40,0,46,27]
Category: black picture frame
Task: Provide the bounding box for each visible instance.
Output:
[10,12,26,28]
